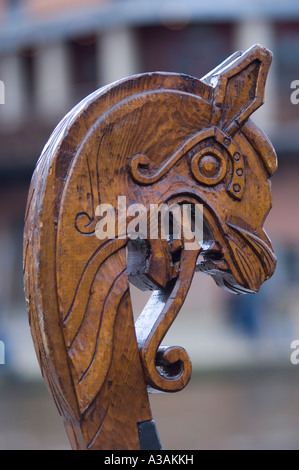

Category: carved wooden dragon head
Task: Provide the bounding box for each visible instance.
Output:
[23,45,277,450]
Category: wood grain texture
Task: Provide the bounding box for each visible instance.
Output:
[23,45,277,450]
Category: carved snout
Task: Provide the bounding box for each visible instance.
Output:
[197,212,276,295]
[199,223,276,295]
[225,223,277,294]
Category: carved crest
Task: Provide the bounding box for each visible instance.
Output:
[23,45,277,450]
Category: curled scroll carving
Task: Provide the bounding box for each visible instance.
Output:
[129,127,246,200]
[135,239,200,392]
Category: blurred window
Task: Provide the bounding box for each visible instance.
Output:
[7,0,21,12]
[0,180,29,311]
[7,0,22,20]
[69,35,97,103]
[275,22,299,123]
[283,246,299,284]
[9,218,24,305]
[20,48,36,111]
[138,23,233,79]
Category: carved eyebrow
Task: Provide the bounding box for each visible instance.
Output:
[241,119,278,177]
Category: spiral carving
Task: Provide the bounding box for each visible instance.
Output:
[135,241,200,393]
[129,127,245,200]
[75,212,98,235]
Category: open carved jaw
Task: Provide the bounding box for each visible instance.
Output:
[128,45,278,300]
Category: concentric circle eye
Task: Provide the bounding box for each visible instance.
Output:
[190,147,227,185]
[198,154,221,178]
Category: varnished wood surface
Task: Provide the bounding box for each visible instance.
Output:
[23,45,277,450]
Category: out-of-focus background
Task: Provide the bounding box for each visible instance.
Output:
[0,0,299,450]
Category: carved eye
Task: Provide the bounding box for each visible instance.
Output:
[198,154,221,177]
[190,147,227,186]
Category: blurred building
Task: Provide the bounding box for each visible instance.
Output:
[0,0,299,378]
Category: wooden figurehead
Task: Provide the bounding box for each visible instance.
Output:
[23,45,277,450]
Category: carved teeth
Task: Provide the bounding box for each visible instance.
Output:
[201,241,223,260]
[196,258,228,274]
[196,239,229,273]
